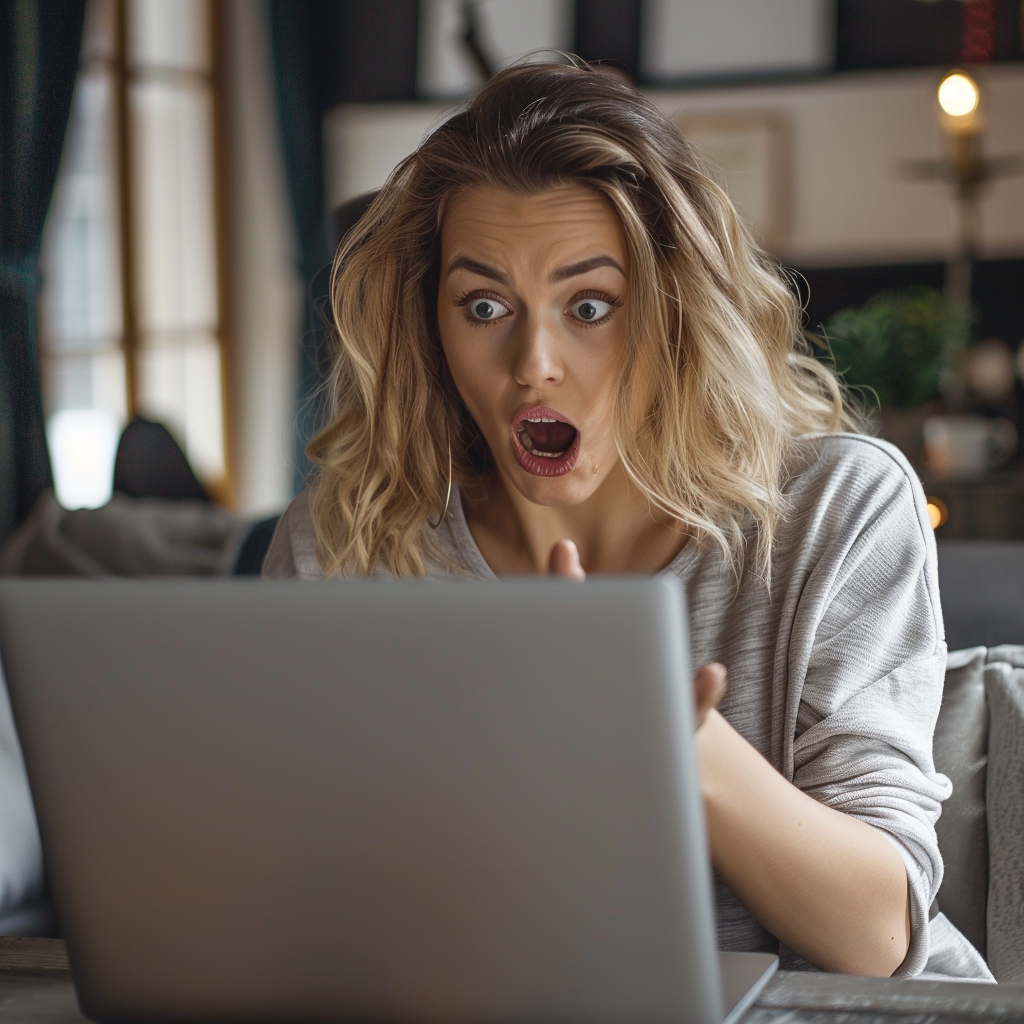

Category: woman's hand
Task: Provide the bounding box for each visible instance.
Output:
[546,539,725,729]
[693,663,726,730]
[547,538,586,580]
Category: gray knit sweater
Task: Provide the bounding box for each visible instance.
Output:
[264,433,992,981]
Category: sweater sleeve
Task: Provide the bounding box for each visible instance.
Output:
[788,440,951,977]
[261,490,322,580]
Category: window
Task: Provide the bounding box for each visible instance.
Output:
[41,0,228,509]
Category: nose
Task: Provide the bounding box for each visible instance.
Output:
[512,313,564,388]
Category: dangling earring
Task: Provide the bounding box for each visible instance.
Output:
[428,429,453,529]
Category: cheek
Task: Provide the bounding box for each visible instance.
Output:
[439,315,503,422]
[578,333,627,414]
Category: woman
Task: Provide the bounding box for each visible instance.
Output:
[265,60,990,980]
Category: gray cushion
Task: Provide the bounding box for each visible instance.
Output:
[987,644,1024,671]
[984,657,1024,982]
[0,661,46,930]
[933,647,989,956]
[0,491,248,576]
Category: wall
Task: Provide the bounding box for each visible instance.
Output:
[650,64,1024,266]
[324,63,1024,268]
[640,0,832,80]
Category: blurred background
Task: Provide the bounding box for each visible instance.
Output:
[2,0,1024,574]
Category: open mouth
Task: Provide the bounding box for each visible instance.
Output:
[510,407,580,477]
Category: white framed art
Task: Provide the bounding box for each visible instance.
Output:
[673,111,792,251]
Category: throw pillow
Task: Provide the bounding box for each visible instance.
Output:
[934,647,989,956]
[984,656,1024,982]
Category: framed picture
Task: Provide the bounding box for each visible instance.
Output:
[672,112,791,251]
[417,0,573,99]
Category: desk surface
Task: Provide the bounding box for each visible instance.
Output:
[2,937,1022,1024]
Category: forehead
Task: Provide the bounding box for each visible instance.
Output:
[441,186,625,267]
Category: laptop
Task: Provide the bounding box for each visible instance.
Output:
[0,577,777,1024]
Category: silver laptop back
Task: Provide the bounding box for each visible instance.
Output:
[0,577,726,1023]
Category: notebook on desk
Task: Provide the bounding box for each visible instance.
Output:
[0,577,777,1024]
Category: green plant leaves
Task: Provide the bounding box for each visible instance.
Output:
[820,287,972,410]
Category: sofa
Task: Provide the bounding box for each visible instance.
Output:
[930,542,1024,982]
[934,645,1024,982]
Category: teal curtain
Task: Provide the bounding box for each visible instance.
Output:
[266,1,421,493]
[0,0,87,543]
[266,0,335,493]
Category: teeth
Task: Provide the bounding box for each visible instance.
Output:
[518,426,562,459]
[525,417,558,424]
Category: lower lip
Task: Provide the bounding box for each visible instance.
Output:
[510,424,581,477]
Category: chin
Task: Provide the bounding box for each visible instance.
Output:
[515,480,591,507]
[504,457,604,508]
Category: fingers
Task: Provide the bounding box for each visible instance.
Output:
[547,539,586,580]
[693,662,727,730]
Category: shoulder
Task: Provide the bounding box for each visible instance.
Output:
[261,489,323,580]
[790,432,922,496]
[260,487,478,580]
[785,432,934,551]
[776,432,942,650]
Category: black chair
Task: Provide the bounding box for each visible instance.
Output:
[113,417,209,503]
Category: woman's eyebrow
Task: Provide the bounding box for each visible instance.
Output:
[446,254,625,285]
[446,256,509,285]
[551,255,625,282]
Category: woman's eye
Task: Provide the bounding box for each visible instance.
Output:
[466,297,512,322]
[570,298,612,323]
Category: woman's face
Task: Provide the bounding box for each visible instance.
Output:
[438,185,629,508]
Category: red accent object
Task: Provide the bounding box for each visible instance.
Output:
[961,0,995,64]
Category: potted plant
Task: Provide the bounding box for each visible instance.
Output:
[820,286,971,463]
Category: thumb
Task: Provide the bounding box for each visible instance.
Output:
[693,662,727,730]
[547,539,586,580]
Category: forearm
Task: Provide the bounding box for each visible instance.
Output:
[697,709,911,976]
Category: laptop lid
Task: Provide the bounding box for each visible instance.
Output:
[1,577,733,1024]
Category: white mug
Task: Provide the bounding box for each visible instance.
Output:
[922,415,1017,479]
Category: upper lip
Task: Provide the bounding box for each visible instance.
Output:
[511,405,578,431]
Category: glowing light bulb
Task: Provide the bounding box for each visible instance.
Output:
[925,497,948,531]
[938,72,980,118]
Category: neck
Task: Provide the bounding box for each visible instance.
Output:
[462,463,687,575]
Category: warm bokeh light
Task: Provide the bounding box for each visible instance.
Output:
[926,497,948,530]
[938,71,980,118]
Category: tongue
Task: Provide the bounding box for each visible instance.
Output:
[523,420,576,454]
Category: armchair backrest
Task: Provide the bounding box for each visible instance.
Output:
[934,645,1024,982]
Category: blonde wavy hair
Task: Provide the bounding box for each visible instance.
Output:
[308,59,860,579]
